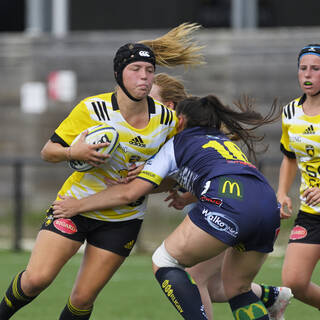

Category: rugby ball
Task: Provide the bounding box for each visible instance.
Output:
[68,124,119,172]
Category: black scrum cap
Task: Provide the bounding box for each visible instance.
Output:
[113,43,156,101]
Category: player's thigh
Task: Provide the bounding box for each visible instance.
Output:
[25,230,82,281]
[282,243,320,284]
[71,243,126,304]
[221,247,267,298]
[187,252,225,284]
[165,215,228,267]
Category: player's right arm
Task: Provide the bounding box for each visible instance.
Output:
[41,131,109,165]
[277,155,298,219]
[41,99,108,164]
[41,140,71,163]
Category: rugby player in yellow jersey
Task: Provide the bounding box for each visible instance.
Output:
[0,23,204,320]
[278,44,320,311]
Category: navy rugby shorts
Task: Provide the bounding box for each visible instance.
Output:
[189,174,280,253]
[40,208,142,257]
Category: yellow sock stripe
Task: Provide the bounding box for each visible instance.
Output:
[67,298,92,316]
[186,272,196,285]
[262,287,270,304]
[4,294,13,308]
[12,273,28,302]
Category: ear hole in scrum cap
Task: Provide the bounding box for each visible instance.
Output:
[113,43,156,101]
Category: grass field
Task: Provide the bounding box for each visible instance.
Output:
[0,250,319,319]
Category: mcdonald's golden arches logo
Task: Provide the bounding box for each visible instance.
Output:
[218,177,243,200]
[234,302,268,320]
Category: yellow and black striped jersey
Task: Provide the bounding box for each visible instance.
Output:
[51,92,178,221]
[280,94,320,215]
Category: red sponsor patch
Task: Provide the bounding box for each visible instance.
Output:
[273,227,280,243]
[289,225,307,240]
[53,219,77,234]
[200,196,222,206]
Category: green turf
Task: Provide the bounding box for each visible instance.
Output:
[0,250,319,319]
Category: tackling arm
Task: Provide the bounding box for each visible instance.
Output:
[52,178,154,218]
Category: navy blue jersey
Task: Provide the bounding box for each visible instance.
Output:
[138,126,280,252]
[139,126,268,198]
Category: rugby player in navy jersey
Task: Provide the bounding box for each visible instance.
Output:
[53,94,284,319]
[150,73,292,320]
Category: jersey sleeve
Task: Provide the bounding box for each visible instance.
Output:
[280,110,296,159]
[137,138,178,186]
[52,100,98,146]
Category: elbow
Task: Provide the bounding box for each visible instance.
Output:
[40,147,55,162]
[40,142,61,163]
[123,193,139,204]
[40,148,49,161]
[120,187,142,204]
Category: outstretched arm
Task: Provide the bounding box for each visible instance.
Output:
[52,178,154,218]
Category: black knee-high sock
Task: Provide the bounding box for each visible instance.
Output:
[0,271,37,319]
[155,267,208,320]
[229,290,269,320]
[59,298,93,320]
[260,285,279,308]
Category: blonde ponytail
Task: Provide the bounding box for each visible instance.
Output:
[140,23,205,68]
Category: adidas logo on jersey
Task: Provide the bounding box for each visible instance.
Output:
[303,125,315,134]
[129,136,146,147]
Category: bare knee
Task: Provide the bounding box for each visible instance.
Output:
[22,270,54,296]
[282,273,308,297]
[70,290,95,309]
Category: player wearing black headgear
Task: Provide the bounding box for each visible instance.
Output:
[114,43,156,101]
[0,23,205,320]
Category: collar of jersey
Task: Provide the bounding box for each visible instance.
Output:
[111,93,156,116]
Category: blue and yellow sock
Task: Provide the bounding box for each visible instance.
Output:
[229,290,269,319]
[155,267,208,319]
[260,284,279,308]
